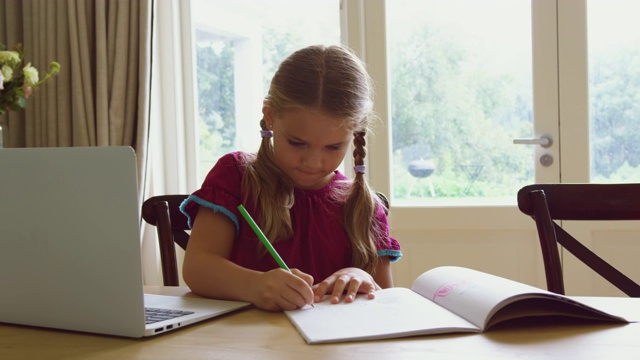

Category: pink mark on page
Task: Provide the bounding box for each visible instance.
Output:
[432,281,466,301]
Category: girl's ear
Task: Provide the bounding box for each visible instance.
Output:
[262,105,274,129]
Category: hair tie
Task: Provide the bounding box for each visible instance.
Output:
[354,165,366,174]
[260,130,273,138]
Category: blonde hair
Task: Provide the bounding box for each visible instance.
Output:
[242,45,383,274]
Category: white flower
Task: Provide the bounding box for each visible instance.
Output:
[1,43,60,115]
[0,50,20,67]
[1,64,13,83]
[22,63,39,86]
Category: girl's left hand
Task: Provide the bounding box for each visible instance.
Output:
[312,267,382,304]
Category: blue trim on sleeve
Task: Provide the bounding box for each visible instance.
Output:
[378,249,402,263]
[179,194,240,235]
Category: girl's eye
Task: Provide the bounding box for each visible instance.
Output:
[288,140,305,147]
[327,145,342,151]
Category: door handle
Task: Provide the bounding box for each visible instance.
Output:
[512,135,553,148]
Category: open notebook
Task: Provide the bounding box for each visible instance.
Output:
[0,146,249,337]
[286,266,635,344]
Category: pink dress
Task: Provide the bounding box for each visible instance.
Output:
[180,151,402,282]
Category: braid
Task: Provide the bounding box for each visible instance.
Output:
[353,131,366,174]
[344,129,378,274]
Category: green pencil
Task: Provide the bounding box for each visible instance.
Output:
[238,204,315,308]
[237,204,290,271]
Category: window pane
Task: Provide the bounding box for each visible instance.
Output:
[387,0,533,204]
[588,0,640,183]
[191,0,340,183]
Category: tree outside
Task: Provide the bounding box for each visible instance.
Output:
[193,1,640,199]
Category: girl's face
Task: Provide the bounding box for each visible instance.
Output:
[264,106,353,190]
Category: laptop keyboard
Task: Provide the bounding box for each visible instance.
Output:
[145,307,194,324]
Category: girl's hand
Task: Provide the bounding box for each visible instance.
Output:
[312,267,381,304]
[249,268,314,312]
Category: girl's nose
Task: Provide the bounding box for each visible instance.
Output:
[302,150,322,169]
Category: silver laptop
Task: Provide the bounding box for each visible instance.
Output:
[0,146,249,337]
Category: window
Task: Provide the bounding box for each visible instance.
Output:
[191,0,340,183]
[189,0,638,203]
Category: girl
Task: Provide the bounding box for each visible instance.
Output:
[180,44,402,311]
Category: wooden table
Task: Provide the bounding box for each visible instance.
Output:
[1,287,639,360]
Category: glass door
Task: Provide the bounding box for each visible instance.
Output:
[386,0,540,205]
[344,0,558,288]
[558,0,640,296]
[349,0,639,294]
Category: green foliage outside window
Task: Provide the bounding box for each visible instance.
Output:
[195,24,640,198]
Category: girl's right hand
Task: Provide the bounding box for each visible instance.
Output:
[249,268,314,311]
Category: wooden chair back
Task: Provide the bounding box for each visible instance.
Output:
[517,183,640,297]
[141,195,190,286]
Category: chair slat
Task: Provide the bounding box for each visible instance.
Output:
[142,195,190,286]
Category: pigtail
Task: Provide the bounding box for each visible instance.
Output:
[343,130,379,274]
[242,119,294,249]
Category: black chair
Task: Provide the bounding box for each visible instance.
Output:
[142,191,390,286]
[517,183,640,297]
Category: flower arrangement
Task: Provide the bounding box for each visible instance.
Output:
[0,42,60,115]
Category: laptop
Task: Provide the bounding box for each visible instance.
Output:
[0,146,249,337]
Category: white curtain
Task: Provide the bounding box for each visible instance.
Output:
[142,0,200,285]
